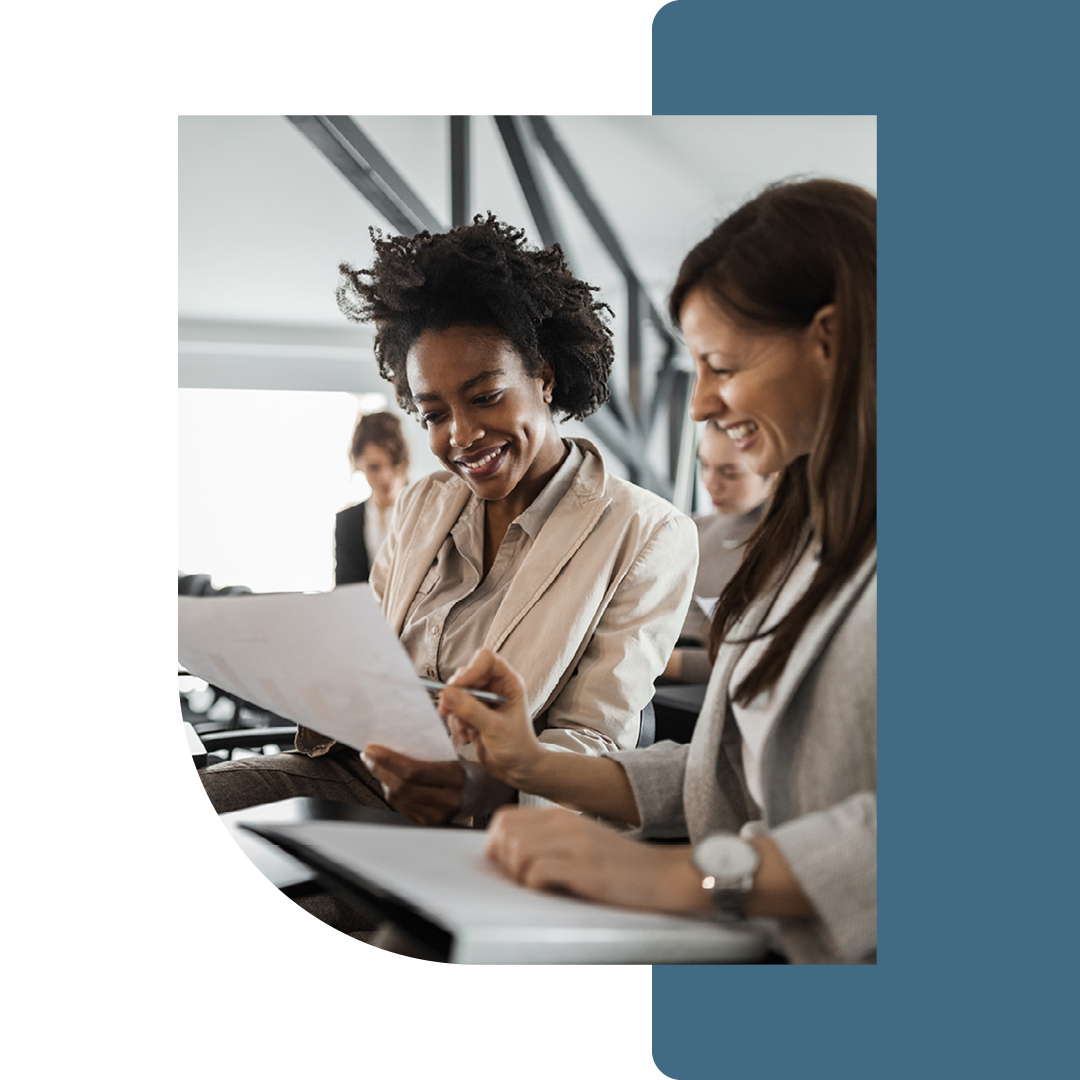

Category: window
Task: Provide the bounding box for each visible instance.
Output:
[179,388,389,592]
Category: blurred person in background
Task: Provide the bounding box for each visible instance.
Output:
[335,411,410,585]
[663,418,774,683]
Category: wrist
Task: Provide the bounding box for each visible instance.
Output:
[667,849,715,914]
[505,741,549,793]
[691,835,761,919]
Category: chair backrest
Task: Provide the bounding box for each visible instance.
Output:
[178,572,252,597]
[636,699,656,748]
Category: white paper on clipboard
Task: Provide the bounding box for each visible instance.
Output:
[178,584,456,761]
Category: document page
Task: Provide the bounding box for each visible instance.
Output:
[178,584,456,761]
[251,821,768,964]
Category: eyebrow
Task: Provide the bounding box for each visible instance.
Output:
[697,456,744,473]
[413,368,506,404]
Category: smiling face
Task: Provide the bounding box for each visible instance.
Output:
[407,326,565,506]
[681,287,834,477]
[697,422,773,515]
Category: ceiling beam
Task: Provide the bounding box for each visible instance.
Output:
[450,116,471,227]
[287,115,444,236]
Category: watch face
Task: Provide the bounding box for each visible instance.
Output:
[695,835,759,880]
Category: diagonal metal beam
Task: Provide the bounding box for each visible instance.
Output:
[287,115,444,236]
[526,116,675,344]
[450,116,471,227]
[586,405,673,499]
[527,115,700,500]
[647,334,679,433]
[495,115,640,440]
[494,116,564,249]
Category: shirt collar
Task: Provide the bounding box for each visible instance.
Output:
[453,438,583,545]
[515,439,582,539]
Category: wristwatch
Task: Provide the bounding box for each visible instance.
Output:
[692,835,760,919]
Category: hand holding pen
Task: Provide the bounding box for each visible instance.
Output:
[419,677,507,705]
[435,649,543,789]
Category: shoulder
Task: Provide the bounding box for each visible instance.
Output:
[336,501,367,525]
[395,469,464,515]
[840,559,877,640]
[569,438,690,533]
[605,472,691,533]
[817,549,877,674]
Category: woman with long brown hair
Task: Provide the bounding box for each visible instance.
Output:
[437,179,877,963]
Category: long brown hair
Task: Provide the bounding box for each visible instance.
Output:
[670,178,876,704]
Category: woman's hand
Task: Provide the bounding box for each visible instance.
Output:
[485,806,710,915]
[361,747,466,825]
[437,649,545,789]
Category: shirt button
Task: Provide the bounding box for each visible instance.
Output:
[429,624,439,637]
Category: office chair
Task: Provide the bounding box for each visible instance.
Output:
[636,699,656,748]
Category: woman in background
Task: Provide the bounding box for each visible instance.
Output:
[335,411,409,585]
[663,418,773,683]
[439,179,877,964]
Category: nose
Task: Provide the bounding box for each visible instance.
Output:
[449,409,483,449]
[688,369,724,423]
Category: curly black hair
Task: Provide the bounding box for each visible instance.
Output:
[336,214,613,421]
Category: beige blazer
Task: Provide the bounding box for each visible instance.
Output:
[613,542,877,964]
[372,439,697,755]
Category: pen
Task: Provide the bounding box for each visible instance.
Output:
[419,677,507,705]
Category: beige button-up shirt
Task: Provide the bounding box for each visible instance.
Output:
[299,438,697,817]
[399,441,582,683]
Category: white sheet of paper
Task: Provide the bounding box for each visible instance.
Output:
[178,584,456,761]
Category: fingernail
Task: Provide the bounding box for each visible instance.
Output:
[360,753,373,769]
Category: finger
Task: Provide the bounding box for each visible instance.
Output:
[490,832,578,890]
[446,647,501,689]
[438,688,498,730]
[445,649,526,704]
[446,714,476,744]
[361,746,417,785]
[519,856,590,898]
[485,808,566,879]
[363,748,465,790]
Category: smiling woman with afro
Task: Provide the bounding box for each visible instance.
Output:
[198,214,696,957]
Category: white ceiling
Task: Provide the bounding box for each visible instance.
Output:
[179,115,877,337]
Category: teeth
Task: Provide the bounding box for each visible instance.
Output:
[461,447,502,471]
[725,422,757,442]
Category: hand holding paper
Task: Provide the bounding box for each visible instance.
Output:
[361,747,467,825]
